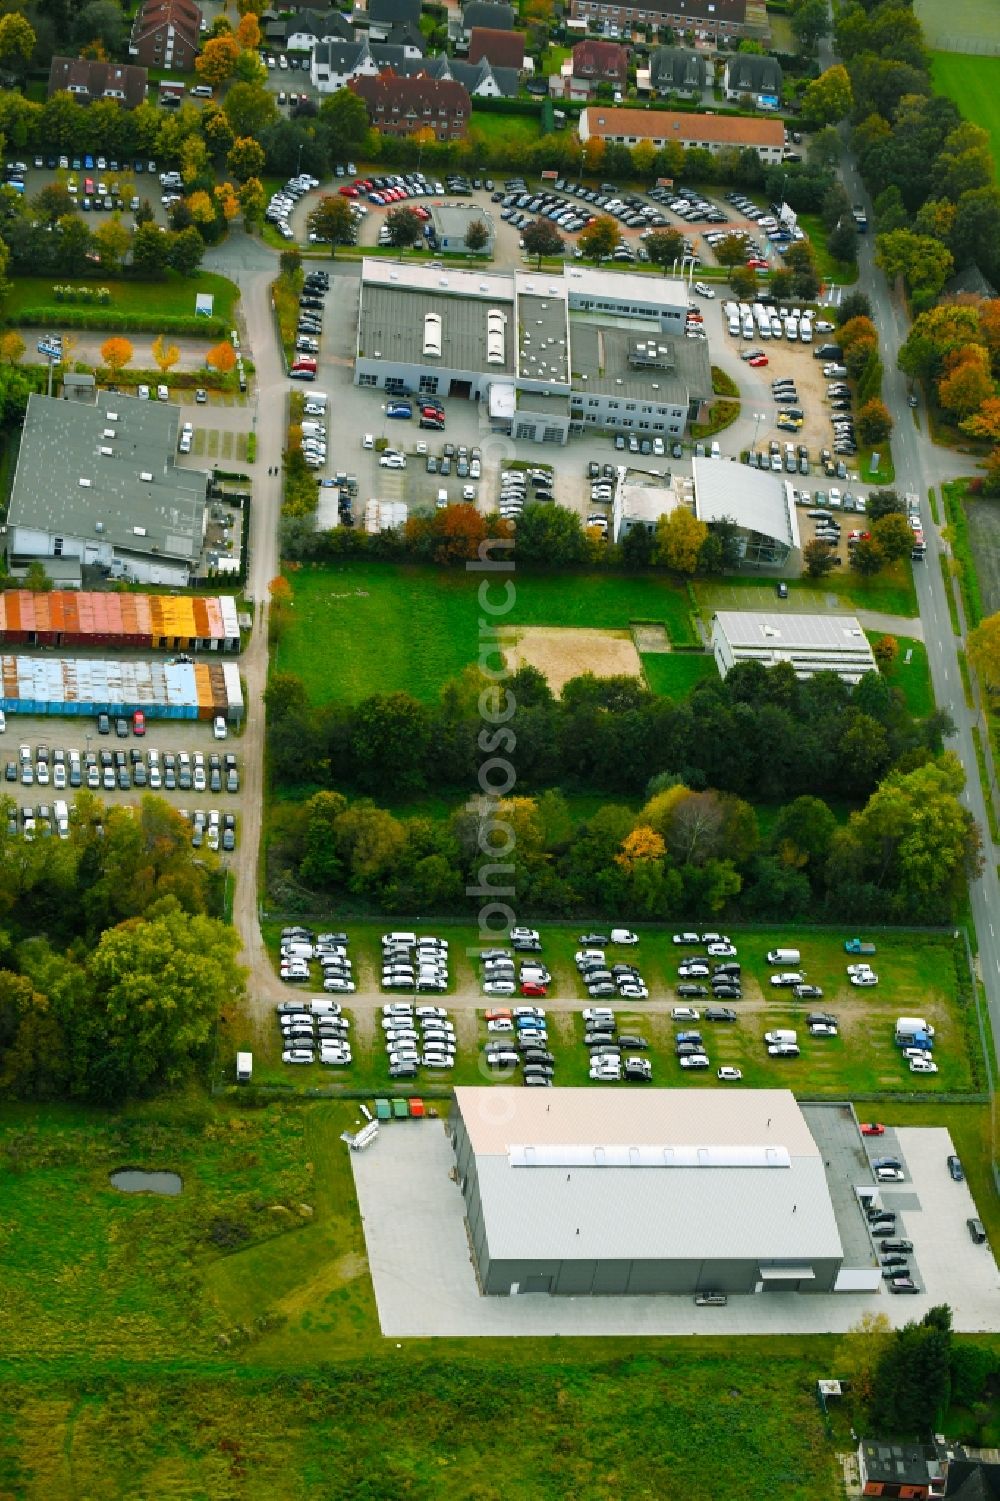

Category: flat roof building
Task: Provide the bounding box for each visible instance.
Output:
[355,259,704,444]
[712,610,877,684]
[429,202,495,255]
[0,656,242,721]
[564,264,689,333]
[6,392,209,588]
[0,592,239,653]
[693,456,801,568]
[450,1086,844,1296]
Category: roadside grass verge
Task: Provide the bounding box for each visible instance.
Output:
[867,634,934,716]
[971,723,1000,843]
[928,485,940,526]
[940,554,962,634]
[275,562,696,703]
[797,212,860,285]
[943,479,984,628]
[856,442,895,485]
[270,267,303,367]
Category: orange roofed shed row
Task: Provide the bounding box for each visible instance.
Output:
[0,592,240,652]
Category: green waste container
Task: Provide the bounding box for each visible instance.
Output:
[374,1098,391,1121]
[393,1099,409,1120]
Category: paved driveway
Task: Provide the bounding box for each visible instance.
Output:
[352,1121,1000,1338]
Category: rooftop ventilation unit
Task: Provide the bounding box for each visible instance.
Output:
[95,521,104,532]
[106,411,118,420]
[99,446,113,456]
[140,471,153,482]
[133,526,147,537]
[79,477,91,487]
[422,312,443,358]
[102,428,116,438]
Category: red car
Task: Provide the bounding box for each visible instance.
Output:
[748,354,768,367]
[746,257,769,269]
[338,184,358,197]
[132,710,146,736]
[861,1122,885,1136]
[485,1007,512,1021]
[521,982,548,997]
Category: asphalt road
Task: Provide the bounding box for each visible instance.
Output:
[835,122,1000,1082]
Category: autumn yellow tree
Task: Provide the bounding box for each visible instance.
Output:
[0,332,24,365]
[195,32,240,85]
[967,612,1000,692]
[185,190,216,226]
[639,783,689,842]
[214,181,240,222]
[100,336,133,375]
[616,825,667,870]
[151,334,180,375]
[235,11,260,48]
[181,134,210,185]
[961,395,1000,440]
[206,341,237,374]
[938,347,994,419]
[653,506,708,573]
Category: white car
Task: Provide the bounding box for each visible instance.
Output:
[672,932,701,945]
[694,281,715,298]
[322,977,355,993]
[679,1053,710,1069]
[851,973,879,987]
[362,433,374,448]
[717,1066,742,1081]
[484,980,516,996]
[671,1006,701,1021]
[487,1017,514,1032]
[282,1049,314,1064]
[909,1057,939,1074]
[379,453,406,469]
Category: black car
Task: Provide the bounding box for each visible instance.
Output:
[947,1154,964,1181]
[704,1006,737,1022]
[879,1239,913,1253]
[579,932,609,944]
[711,984,742,1000]
[618,1034,649,1049]
[676,983,707,997]
[115,717,128,737]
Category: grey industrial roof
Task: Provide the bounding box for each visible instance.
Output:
[359,282,514,373]
[693,456,800,548]
[8,393,208,563]
[517,290,569,384]
[455,1086,843,1264]
[564,264,689,313]
[572,323,694,404]
[429,202,494,243]
[515,390,570,414]
[713,610,872,655]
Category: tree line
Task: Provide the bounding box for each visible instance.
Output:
[265,660,973,923]
[0,793,243,1104]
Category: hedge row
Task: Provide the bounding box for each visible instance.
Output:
[10,308,226,337]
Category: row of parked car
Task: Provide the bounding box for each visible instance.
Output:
[381,932,450,993]
[862,1192,919,1293]
[6,741,238,795]
[382,1002,455,1078]
[278,998,352,1069]
[580,1008,652,1083]
[279,927,356,990]
[497,465,554,521]
[575,947,649,1002]
[266,171,320,239]
[484,1006,555,1085]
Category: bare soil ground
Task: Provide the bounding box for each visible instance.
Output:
[502,626,642,692]
[632,622,671,653]
[965,498,1000,615]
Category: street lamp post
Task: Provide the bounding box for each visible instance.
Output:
[750,411,766,454]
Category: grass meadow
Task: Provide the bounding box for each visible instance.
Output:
[275,562,697,703]
[5,270,241,324]
[931,53,1000,173]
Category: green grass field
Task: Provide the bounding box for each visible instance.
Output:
[694,565,919,621]
[469,110,543,145]
[641,651,717,696]
[931,53,1000,175]
[5,270,240,324]
[276,563,696,703]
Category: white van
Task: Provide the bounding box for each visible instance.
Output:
[766,947,801,965]
[383,931,416,947]
[896,1016,935,1038]
[437,488,448,508]
[727,317,740,337]
[765,1029,797,1045]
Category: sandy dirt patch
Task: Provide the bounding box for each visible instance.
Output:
[503,627,642,693]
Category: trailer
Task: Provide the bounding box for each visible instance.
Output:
[844,939,877,955]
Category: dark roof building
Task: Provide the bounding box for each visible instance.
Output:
[468,26,525,67]
[47,57,148,109]
[723,52,783,100]
[461,1,516,31]
[367,0,421,26]
[648,45,709,94]
[438,55,520,96]
[349,71,471,138]
[858,1442,947,1499]
[278,8,354,45]
[570,0,753,40]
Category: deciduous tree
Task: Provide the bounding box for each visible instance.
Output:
[0,13,36,70]
[93,214,129,273]
[938,348,994,419]
[521,217,564,266]
[653,507,708,574]
[99,336,133,374]
[801,64,852,126]
[579,214,618,264]
[0,332,24,365]
[307,193,355,254]
[856,397,893,445]
[871,512,913,562]
[206,340,237,373]
[644,228,686,272]
[464,218,489,252]
[226,135,265,183]
[195,33,240,86]
[151,334,180,375]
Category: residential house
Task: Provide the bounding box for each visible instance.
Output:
[349,71,471,138]
[468,26,525,69]
[556,37,628,98]
[47,57,148,108]
[723,52,782,104]
[569,0,755,42]
[441,55,519,96]
[456,1,516,43]
[280,9,354,51]
[366,0,421,39]
[385,21,427,53]
[578,105,785,163]
[646,45,708,96]
[129,0,201,71]
[310,37,423,92]
[858,1441,946,1500]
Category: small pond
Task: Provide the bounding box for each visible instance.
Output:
[110,1169,183,1196]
